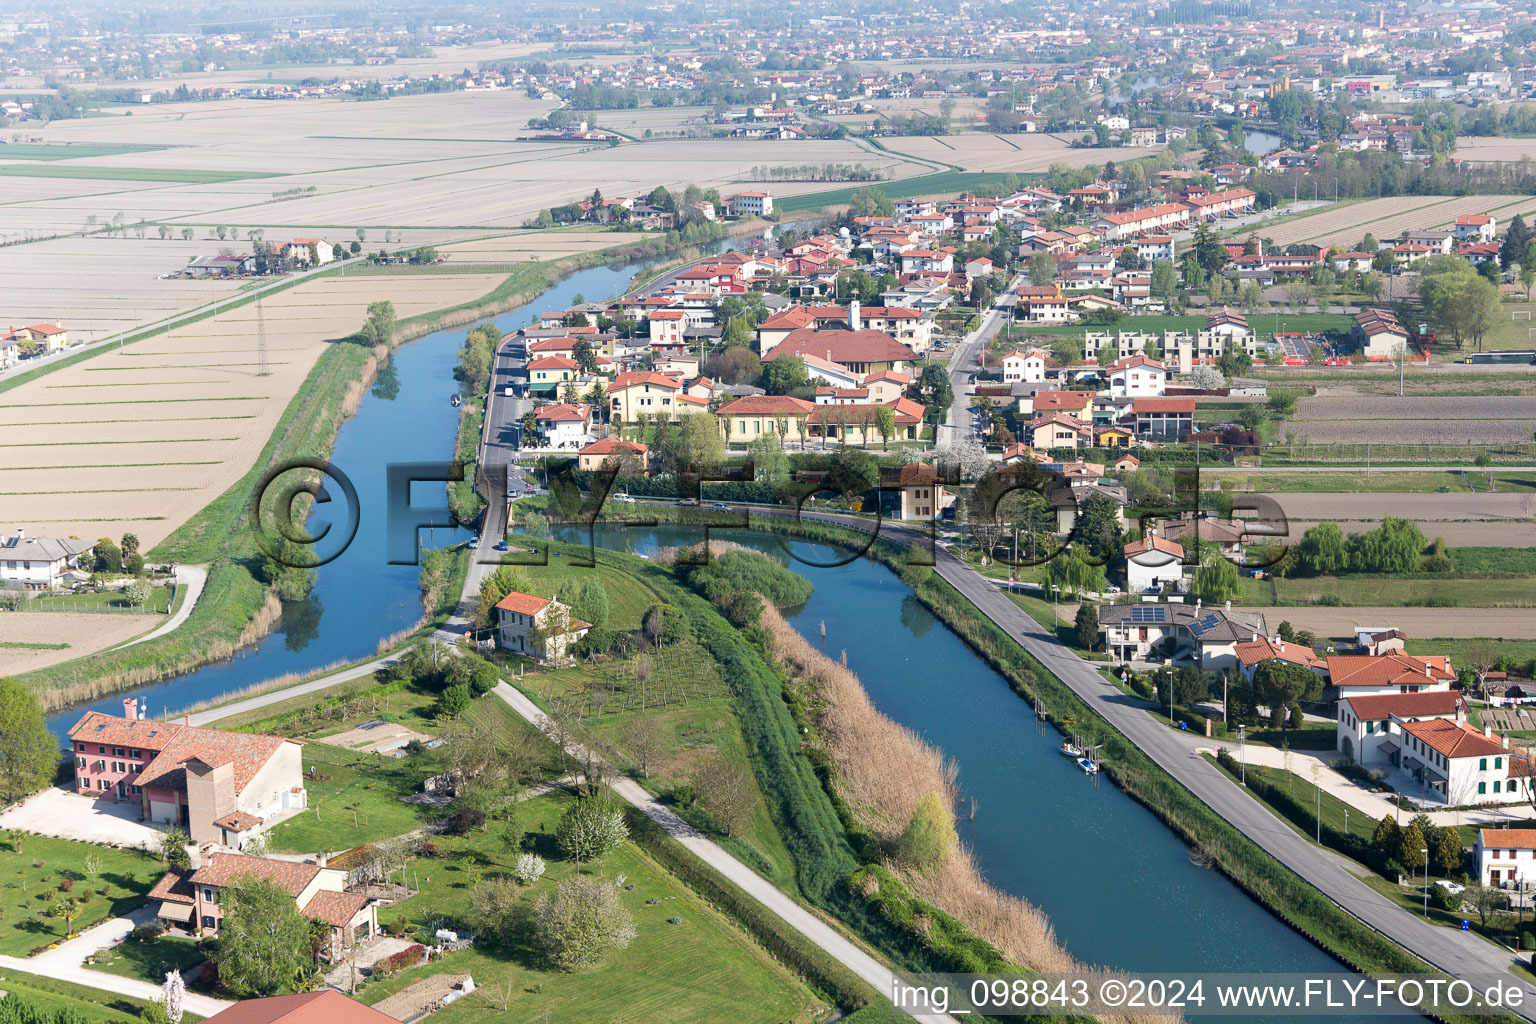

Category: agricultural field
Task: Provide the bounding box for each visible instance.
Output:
[880,132,1163,173]
[1288,394,1536,445]
[1257,194,1536,249]
[0,271,504,549]
[437,229,653,265]
[0,611,163,672]
[1234,606,1536,639]
[1258,486,1536,547]
[1453,138,1536,163]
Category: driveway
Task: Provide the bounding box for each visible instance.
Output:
[113,565,207,651]
[0,789,162,850]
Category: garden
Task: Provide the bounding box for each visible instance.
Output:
[0,833,161,955]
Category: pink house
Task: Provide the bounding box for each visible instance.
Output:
[69,699,307,848]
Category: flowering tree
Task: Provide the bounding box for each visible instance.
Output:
[163,969,185,1024]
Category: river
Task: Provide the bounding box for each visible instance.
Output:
[46,247,1401,1020]
[565,526,1395,1021]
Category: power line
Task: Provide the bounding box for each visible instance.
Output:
[255,293,271,377]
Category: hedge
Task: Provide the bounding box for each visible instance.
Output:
[1215,749,1378,869]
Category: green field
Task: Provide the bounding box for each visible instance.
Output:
[0,971,202,1024]
[27,587,174,615]
[1406,638,1536,666]
[0,144,169,161]
[360,790,823,1024]
[1238,573,1536,608]
[86,935,205,985]
[0,164,281,183]
[774,170,1019,213]
[1207,470,1482,493]
[265,741,444,854]
[0,835,162,955]
[514,558,665,634]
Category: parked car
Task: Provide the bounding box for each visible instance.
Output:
[711,501,731,511]
[675,498,701,507]
[1435,880,1465,895]
[613,493,637,504]
[504,386,514,397]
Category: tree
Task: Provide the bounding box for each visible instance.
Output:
[747,433,789,482]
[217,874,312,996]
[915,364,954,423]
[1028,252,1056,285]
[1371,814,1402,865]
[1297,521,1348,575]
[1192,222,1228,276]
[362,300,397,347]
[1192,553,1241,604]
[471,877,523,940]
[1190,365,1226,390]
[1216,346,1252,378]
[895,791,958,871]
[1150,260,1178,301]
[49,897,78,937]
[1074,603,1099,651]
[1399,820,1428,875]
[1252,660,1321,728]
[514,852,547,884]
[0,678,55,804]
[158,827,192,870]
[694,755,756,838]
[1465,883,1505,927]
[95,537,123,574]
[556,799,629,866]
[435,684,472,720]
[140,1001,171,1024]
[163,970,185,1024]
[1434,824,1464,876]
[533,874,636,971]
[124,579,152,607]
[760,355,809,395]
[1502,214,1532,268]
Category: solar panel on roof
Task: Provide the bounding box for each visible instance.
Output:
[1128,605,1166,623]
[1189,613,1222,637]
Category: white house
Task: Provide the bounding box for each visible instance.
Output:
[1476,829,1536,887]
[0,530,97,590]
[0,334,18,368]
[999,348,1047,384]
[726,191,774,217]
[534,403,592,446]
[1106,354,1167,397]
[1234,635,1327,682]
[898,249,954,274]
[1123,534,1185,593]
[495,590,591,661]
[1454,214,1496,243]
[1335,689,1463,765]
[1325,653,1455,699]
[1395,717,1523,805]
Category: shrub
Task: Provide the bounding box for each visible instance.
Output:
[131,922,165,943]
[533,875,636,971]
[556,800,629,862]
[372,944,425,977]
[513,853,546,884]
[1315,593,1343,606]
[59,879,73,893]
[443,807,485,835]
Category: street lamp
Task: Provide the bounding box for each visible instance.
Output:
[1238,724,1246,786]
[1051,584,1061,629]
[1422,848,1430,917]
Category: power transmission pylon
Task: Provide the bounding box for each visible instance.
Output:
[256,293,271,377]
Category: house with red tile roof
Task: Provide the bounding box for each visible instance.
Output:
[607,370,695,423]
[533,403,591,446]
[1325,653,1455,698]
[69,702,306,848]
[1476,827,1536,887]
[202,991,397,1024]
[495,590,591,661]
[1124,533,1185,593]
[577,436,650,473]
[1336,690,1464,766]
[1233,634,1326,680]
[1397,717,1520,805]
[766,329,917,377]
[150,853,374,955]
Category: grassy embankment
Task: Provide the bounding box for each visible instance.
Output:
[0,971,202,1024]
[673,511,1518,1022]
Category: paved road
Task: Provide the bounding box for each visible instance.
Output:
[773,508,1536,1016]
[939,274,1022,446]
[491,682,956,1024]
[0,907,233,1017]
[114,565,207,651]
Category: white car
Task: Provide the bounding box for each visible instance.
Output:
[613,493,637,504]
[504,385,514,397]
[1434,880,1465,895]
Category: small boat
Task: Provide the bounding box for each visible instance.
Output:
[450,393,462,407]
[1059,741,1084,759]
[1077,758,1100,775]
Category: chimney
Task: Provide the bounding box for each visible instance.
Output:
[1503,734,1510,750]
[1484,722,1493,738]
[1195,598,1202,614]
[184,713,190,727]
[849,300,861,331]
[122,697,137,721]
[1456,704,1466,723]
[1225,600,1231,612]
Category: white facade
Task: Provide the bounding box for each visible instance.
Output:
[727,192,774,217]
[1476,830,1536,887]
[0,532,96,590]
[1000,350,1047,383]
[1107,358,1167,397]
[1125,544,1184,594]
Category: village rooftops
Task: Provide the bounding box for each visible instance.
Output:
[302,889,371,927]
[1124,534,1184,559]
[1478,829,1536,851]
[771,329,917,365]
[1234,635,1324,670]
[579,437,649,456]
[715,394,817,416]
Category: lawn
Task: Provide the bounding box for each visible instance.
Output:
[0,835,162,955]
[0,970,202,1023]
[28,587,175,615]
[85,935,205,985]
[509,649,800,887]
[1005,312,1355,347]
[264,742,444,854]
[358,790,823,1024]
[1205,470,1479,493]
